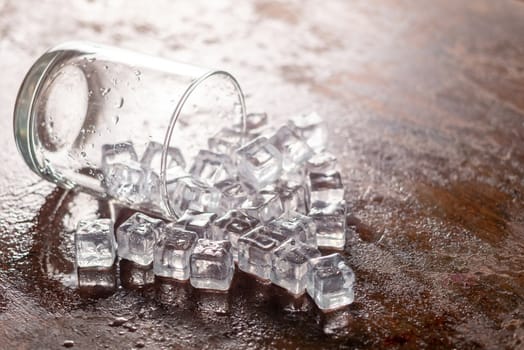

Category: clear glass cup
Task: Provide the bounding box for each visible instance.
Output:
[13,41,246,218]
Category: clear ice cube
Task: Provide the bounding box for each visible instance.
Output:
[140,141,185,173]
[308,171,345,205]
[309,201,347,249]
[267,213,317,247]
[269,125,313,172]
[278,182,308,215]
[190,239,234,291]
[306,152,338,173]
[120,259,155,288]
[168,176,221,216]
[208,127,243,156]
[77,267,117,295]
[288,112,328,151]
[214,179,249,216]
[214,210,260,261]
[101,141,138,168]
[271,239,321,295]
[237,226,288,280]
[116,213,164,265]
[153,224,198,280]
[176,210,218,239]
[236,136,282,188]
[104,160,152,204]
[307,253,355,310]
[75,218,116,268]
[241,191,284,223]
[190,150,235,186]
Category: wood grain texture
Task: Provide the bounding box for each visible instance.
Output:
[0,0,523,348]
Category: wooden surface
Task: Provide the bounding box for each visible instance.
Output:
[1,0,524,349]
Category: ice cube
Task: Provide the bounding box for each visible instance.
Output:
[103,160,152,204]
[278,182,308,215]
[236,136,282,188]
[190,150,235,186]
[214,179,249,215]
[288,112,328,151]
[237,226,288,280]
[75,218,116,268]
[176,210,218,239]
[269,125,313,172]
[307,253,355,310]
[309,201,347,249]
[266,213,317,247]
[190,239,234,291]
[116,213,164,265]
[243,112,268,131]
[168,176,221,216]
[214,210,260,261]
[241,191,284,223]
[281,168,307,187]
[119,259,155,288]
[140,141,185,173]
[271,239,321,295]
[77,267,117,295]
[208,127,243,156]
[101,141,138,168]
[308,171,345,205]
[154,224,198,280]
[306,152,338,173]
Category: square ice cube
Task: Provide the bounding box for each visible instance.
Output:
[269,125,313,172]
[101,141,138,168]
[77,267,117,294]
[309,201,347,249]
[246,112,268,130]
[236,136,282,188]
[307,253,355,310]
[308,171,345,205]
[103,160,152,204]
[214,210,260,261]
[190,239,234,291]
[140,141,185,173]
[154,224,198,280]
[241,191,284,223]
[168,176,221,216]
[288,112,328,151]
[75,218,116,268]
[271,239,321,295]
[278,182,308,215]
[306,152,338,173]
[116,213,164,265]
[214,179,249,216]
[189,150,235,186]
[208,127,243,156]
[120,259,155,288]
[266,213,317,247]
[237,226,288,280]
[176,210,218,239]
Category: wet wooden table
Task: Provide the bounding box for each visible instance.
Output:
[1,0,523,349]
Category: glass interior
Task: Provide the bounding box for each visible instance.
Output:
[14,42,245,218]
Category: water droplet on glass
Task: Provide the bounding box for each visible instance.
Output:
[80,151,87,158]
[113,115,120,125]
[100,87,111,96]
[115,98,124,109]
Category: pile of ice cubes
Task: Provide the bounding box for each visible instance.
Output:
[76,112,355,311]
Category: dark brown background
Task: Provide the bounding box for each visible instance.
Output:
[1,0,523,349]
